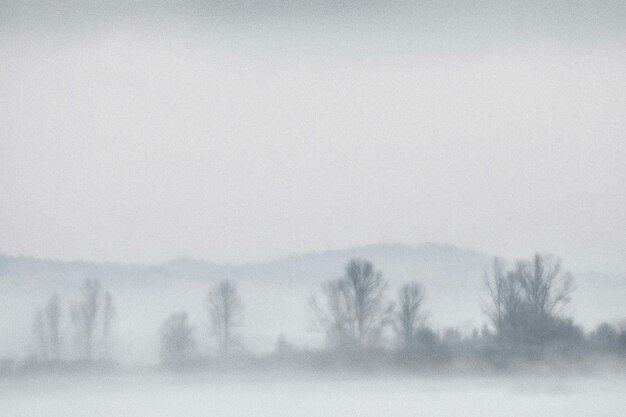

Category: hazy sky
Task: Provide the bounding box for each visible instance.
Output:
[1,1,625,272]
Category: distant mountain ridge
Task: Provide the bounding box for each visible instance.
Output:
[0,243,490,288]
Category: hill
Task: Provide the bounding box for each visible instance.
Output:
[0,242,489,289]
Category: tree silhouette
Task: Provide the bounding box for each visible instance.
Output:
[395,282,426,351]
[160,312,196,367]
[312,258,393,349]
[207,280,243,356]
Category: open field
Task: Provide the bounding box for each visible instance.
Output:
[1,374,625,417]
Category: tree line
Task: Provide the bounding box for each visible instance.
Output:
[3,253,625,375]
[9,278,116,374]
[158,253,626,371]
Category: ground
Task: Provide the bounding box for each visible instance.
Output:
[1,373,625,417]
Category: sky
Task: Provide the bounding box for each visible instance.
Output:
[1,1,625,272]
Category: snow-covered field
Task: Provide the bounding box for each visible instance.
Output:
[1,374,625,417]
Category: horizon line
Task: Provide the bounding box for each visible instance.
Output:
[0,241,486,269]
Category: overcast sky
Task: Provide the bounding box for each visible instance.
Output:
[1,1,625,272]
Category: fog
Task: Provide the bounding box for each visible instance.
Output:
[3,374,626,417]
[1,247,625,363]
[1,1,625,415]
[1,1,625,272]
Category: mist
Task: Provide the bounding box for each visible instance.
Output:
[1,1,625,271]
[1,1,626,415]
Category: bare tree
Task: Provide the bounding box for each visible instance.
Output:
[395,282,426,351]
[160,312,196,367]
[70,305,82,356]
[32,309,48,360]
[311,278,354,348]
[207,280,243,355]
[71,278,101,360]
[101,290,115,359]
[483,254,575,357]
[312,258,393,349]
[32,293,63,362]
[516,254,573,321]
[346,259,393,346]
[45,293,61,361]
[483,258,507,336]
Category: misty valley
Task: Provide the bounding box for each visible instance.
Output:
[1,250,625,417]
[1,249,625,373]
[1,0,625,415]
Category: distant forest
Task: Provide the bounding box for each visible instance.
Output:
[2,253,625,376]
